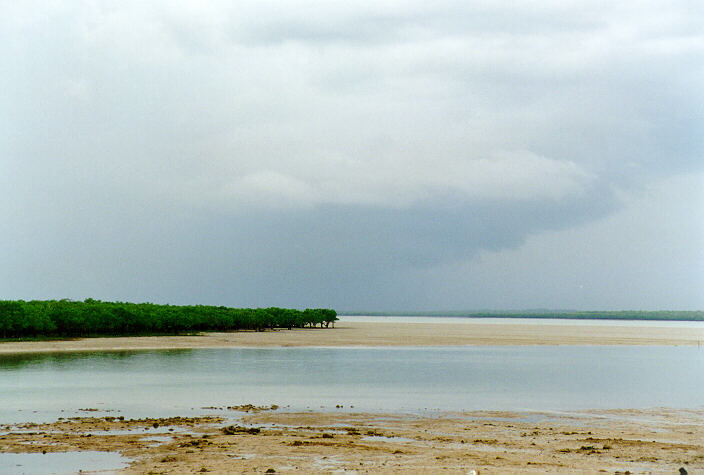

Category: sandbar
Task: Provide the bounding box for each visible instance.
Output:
[1,320,703,354]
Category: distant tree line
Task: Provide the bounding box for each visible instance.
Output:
[339,310,704,321]
[0,299,338,339]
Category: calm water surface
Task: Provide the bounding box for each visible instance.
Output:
[340,315,704,328]
[1,346,703,424]
[0,451,129,475]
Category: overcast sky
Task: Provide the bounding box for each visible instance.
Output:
[1,1,702,311]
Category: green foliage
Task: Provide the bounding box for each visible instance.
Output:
[0,299,337,339]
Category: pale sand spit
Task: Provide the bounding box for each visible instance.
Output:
[2,320,703,354]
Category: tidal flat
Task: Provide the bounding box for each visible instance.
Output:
[1,408,703,473]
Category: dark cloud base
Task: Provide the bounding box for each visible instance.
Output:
[2,188,616,310]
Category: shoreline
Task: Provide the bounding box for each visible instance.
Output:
[1,320,703,354]
[3,319,704,472]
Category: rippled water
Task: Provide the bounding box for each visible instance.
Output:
[1,346,703,424]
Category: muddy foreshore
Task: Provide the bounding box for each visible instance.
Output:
[1,407,702,473]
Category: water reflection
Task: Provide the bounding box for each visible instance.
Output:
[0,349,194,370]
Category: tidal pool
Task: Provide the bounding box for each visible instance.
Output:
[0,451,129,474]
[1,346,703,424]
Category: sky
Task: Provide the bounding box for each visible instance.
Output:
[1,1,702,311]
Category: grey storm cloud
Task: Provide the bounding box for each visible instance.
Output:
[1,1,702,310]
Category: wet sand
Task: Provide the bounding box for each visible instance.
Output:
[1,320,703,354]
[2,407,702,473]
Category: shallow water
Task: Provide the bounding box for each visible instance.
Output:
[1,346,703,424]
[0,451,129,474]
[340,315,704,328]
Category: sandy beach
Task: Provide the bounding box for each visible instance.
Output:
[1,319,703,354]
